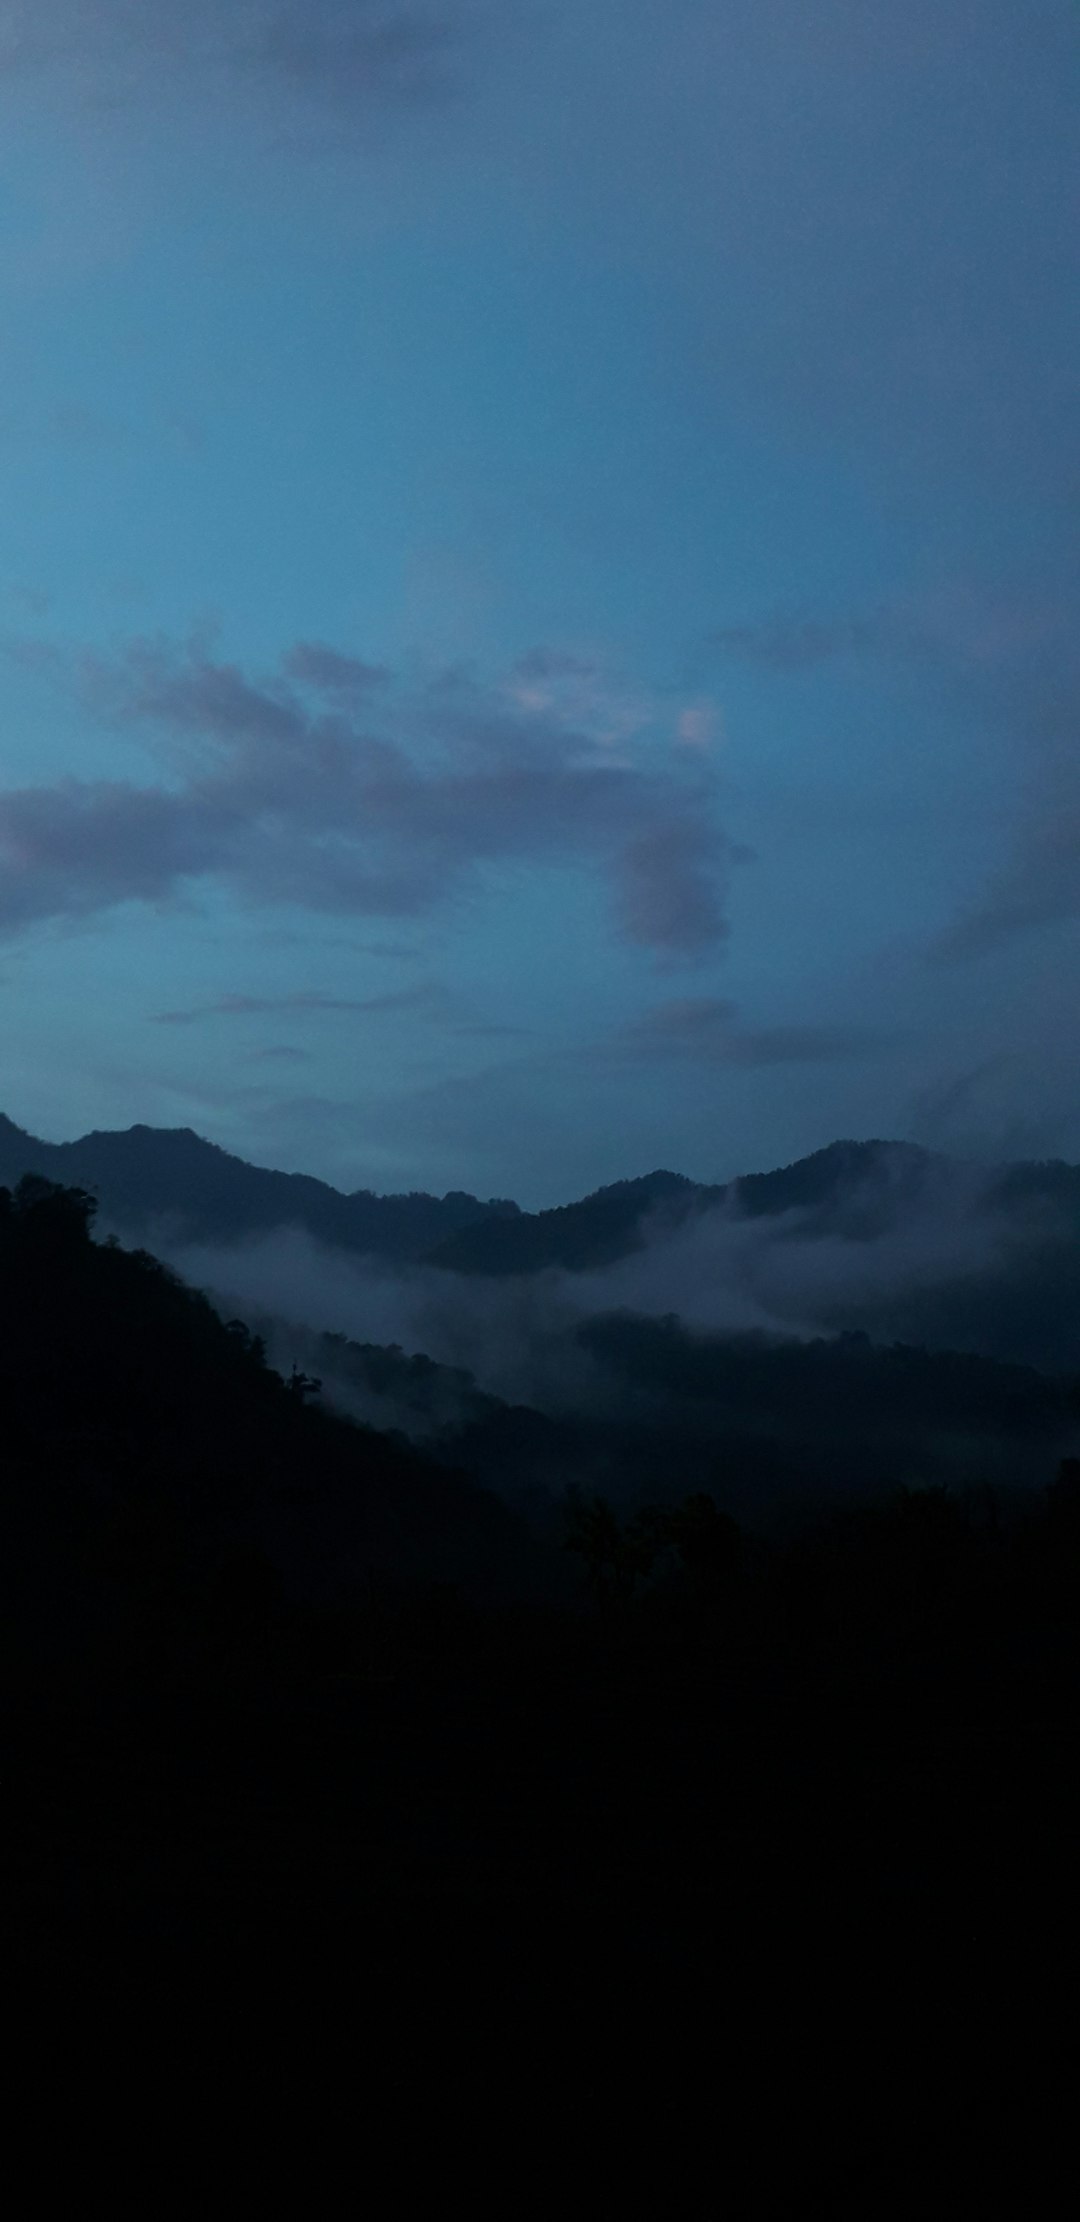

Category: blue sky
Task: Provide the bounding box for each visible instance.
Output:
[1,0,1079,1203]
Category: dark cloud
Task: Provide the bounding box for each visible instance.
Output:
[621,997,882,1067]
[281,641,390,701]
[0,634,732,958]
[0,779,231,930]
[511,647,600,683]
[152,983,450,1025]
[614,822,730,959]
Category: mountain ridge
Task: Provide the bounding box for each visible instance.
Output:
[4,1112,1080,1284]
[0,1112,518,1262]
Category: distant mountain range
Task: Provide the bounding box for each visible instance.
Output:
[0,1112,518,1262]
[5,1109,1080,1511]
[5,1113,1080,1290]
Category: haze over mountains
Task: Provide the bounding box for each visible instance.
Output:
[3,1109,1078,1529]
[0,1112,517,1262]
[6,1107,1080,1296]
[6,1127,1077,2209]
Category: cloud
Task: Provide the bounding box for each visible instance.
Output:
[614,823,730,958]
[0,2,467,115]
[707,587,1076,685]
[676,701,719,752]
[502,646,667,753]
[281,641,390,701]
[905,1054,1040,1158]
[935,809,1080,962]
[511,647,600,684]
[619,996,881,1067]
[0,632,733,957]
[708,613,886,672]
[704,583,1080,974]
[929,621,1080,960]
[146,1143,1080,1452]
[0,778,230,929]
[152,983,450,1024]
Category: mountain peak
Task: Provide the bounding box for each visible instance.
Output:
[0,1114,518,1263]
[592,1169,695,1201]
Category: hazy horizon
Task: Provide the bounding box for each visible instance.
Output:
[6,1096,1073,1218]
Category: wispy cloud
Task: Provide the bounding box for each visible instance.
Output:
[280,641,390,701]
[708,612,887,672]
[619,996,883,1067]
[928,611,1080,961]
[706,588,1070,681]
[706,584,1080,972]
[614,824,729,958]
[935,808,1080,962]
[0,632,733,958]
[152,983,450,1025]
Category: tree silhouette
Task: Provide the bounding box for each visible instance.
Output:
[563,1490,660,1601]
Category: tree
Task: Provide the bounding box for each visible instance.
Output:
[563,1491,668,1602]
[11,1174,97,1252]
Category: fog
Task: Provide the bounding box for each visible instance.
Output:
[84,1160,1076,1535]
[132,1149,1072,1417]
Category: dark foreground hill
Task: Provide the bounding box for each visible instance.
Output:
[2,1174,1078,2201]
[260,1310,1079,1531]
[0,1172,538,1647]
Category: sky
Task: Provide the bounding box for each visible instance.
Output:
[1,0,1079,1206]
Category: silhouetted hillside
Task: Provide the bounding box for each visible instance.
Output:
[426,1167,712,1272]
[424,1141,945,1272]
[424,1136,1080,1298]
[0,1112,517,1260]
[228,1305,1079,1541]
[729,1136,936,1222]
[0,1173,537,1679]
[578,1312,1076,1436]
[10,1112,1080,1374]
[3,1175,1079,2205]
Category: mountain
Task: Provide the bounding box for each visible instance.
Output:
[7,1116,1080,1375]
[426,1166,711,1274]
[4,1166,1080,2215]
[427,1141,1080,1373]
[425,1136,1011,1276]
[221,1297,1077,1541]
[0,1112,517,1261]
[0,1170,537,1633]
[427,1140,951,1275]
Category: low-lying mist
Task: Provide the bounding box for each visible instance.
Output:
[142,1153,1073,1381]
[107,1163,1080,1528]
